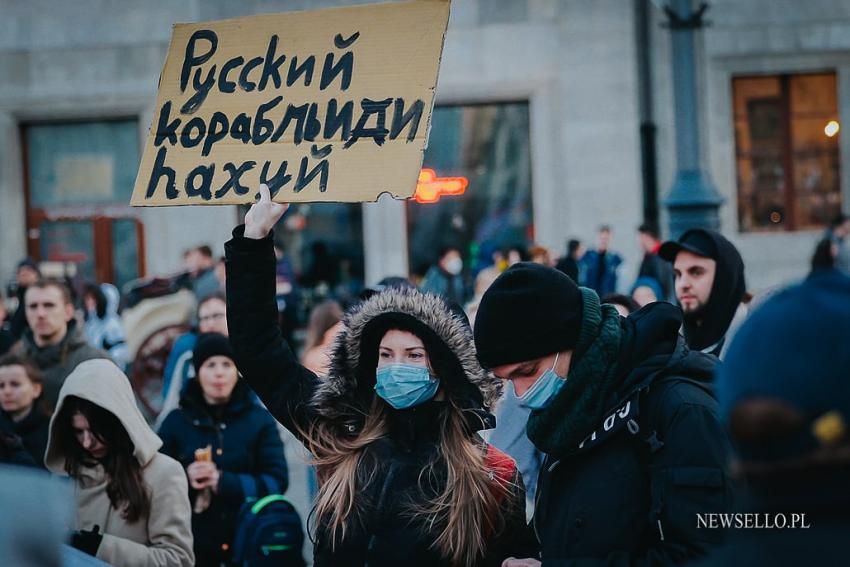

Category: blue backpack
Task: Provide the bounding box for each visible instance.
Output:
[231,494,306,567]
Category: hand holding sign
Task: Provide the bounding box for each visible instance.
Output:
[244,184,289,239]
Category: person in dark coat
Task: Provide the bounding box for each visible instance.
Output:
[473,263,736,566]
[636,223,675,301]
[579,226,622,296]
[690,269,850,567]
[222,185,532,567]
[554,239,584,284]
[7,258,41,344]
[0,353,50,467]
[660,229,747,358]
[158,332,289,567]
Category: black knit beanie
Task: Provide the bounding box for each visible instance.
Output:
[193,332,235,374]
[474,262,584,368]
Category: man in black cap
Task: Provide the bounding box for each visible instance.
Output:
[473,263,735,566]
[659,229,747,358]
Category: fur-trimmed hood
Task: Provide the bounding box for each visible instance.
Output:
[311,287,502,430]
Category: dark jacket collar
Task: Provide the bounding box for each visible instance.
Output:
[179,378,253,422]
[21,320,88,365]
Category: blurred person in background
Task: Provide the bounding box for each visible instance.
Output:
[580,225,623,296]
[82,283,128,370]
[660,229,748,359]
[554,239,584,284]
[528,245,553,267]
[636,223,674,301]
[301,300,344,376]
[159,333,289,567]
[46,359,194,566]
[420,246,466,305]
[0,354,49,468]
[186,245,222,301]
[694,268,850,565]
[0,293,14,356]
[11,280,107,410]
[630,276,665,308]
[7,258,41,343]
[159,292,229,426]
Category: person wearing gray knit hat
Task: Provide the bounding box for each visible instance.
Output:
[474,262,735,566]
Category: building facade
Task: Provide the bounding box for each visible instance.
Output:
[2,0,849,294]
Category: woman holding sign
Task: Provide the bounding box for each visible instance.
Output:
[224,185,535,567]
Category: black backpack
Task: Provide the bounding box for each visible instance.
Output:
[231,494,306,567]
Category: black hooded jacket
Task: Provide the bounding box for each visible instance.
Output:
[533,303,736,565]
[224,226,532,567]
[680,230,746,354]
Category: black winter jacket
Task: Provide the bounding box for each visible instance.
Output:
[158,378,289,563]
[7,407,50,468]
[224,226,533,567]
[533,304,735,565]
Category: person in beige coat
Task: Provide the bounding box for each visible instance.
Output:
[45,359,194,567]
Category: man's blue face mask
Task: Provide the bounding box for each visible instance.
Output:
[374,363,439,409]
[513,352,566,410]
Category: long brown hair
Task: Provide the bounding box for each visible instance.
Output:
[54,396,151,523]
[304,396,513,567]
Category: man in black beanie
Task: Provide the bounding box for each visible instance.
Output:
[473,262,735,566]
[659,229,747,358]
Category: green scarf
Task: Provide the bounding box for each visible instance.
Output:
[526,288,623,456]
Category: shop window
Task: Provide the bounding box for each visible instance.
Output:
[407,102,533,277]
[24,119,144,289]
[733,73,841,232]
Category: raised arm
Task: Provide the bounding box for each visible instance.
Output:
[225,184,321,439]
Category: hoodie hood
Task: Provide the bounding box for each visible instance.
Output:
[45,359,161,473]
[313,287,501,429]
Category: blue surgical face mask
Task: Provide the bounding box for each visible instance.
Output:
[513,352,566,410]
[374,363,439,409]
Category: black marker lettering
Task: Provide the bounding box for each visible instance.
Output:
[323,99,353,141]
[202,112,229,156]
[320,51,354,91]
[286,55,315,87]
[180,30,217,93]
[218,56,244,93]
[260,161,292,197]
[258,35,286,90]
[154,101,181,146]
[345,97,392,149]
[238,56,263,92]
[230,113,251,143]
[271,103,308,144]
[252,96,283,144]
[185,164,214,201]
[390,98,424,142]
[146,147,179,199]
[216,161,257,198]
[180,117,206,148]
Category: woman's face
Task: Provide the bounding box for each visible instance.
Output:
[198,355,239,405]
[0,364,41,416]
[378,330,431,371]
[72,412,108,459]
[83,293,97,314]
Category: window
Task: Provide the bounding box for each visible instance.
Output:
[733,73,841,232]
[24,119,144,289]
[407,102,533,276]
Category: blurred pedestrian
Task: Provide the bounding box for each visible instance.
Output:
[528,245,553,267]
[223,185,533,567]
[158,292,229,426]
[7,258,41,343]
[554,239,584,284]
[11,280,108,410]
[186,245,222,301]
[474,263,735,566]
[0,354,49,468]
[694,269,850,566]
[82,283,128,370]
[0,293,14,356]
[660,229,748,358]
[630,276,664,307]
[810,238,836,274]
[580,225,622,296]
[46,359,194,566]
[159,333,289,567]
[420,246,466,305]
[636,223,674,301]
[301,300,343,376]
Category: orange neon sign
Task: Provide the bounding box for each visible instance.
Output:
[414,168,469,203]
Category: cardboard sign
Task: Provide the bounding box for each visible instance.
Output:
[131,0,450,206]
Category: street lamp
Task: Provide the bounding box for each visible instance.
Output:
[662,0,724,238]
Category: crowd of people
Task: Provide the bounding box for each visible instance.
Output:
[1,190,849,566]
